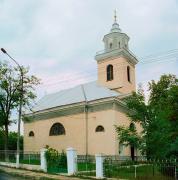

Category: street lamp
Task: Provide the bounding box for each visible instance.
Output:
[1,48,23,167]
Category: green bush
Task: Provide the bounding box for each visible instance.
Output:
[45,146,67,173]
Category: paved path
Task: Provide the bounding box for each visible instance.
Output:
[0,166,88,180]
[0,172,25,180]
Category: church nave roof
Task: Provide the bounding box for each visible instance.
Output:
[30,81,121,113]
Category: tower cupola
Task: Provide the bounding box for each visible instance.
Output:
[95,12,138,94]
[103,12,129,52]
[110,22,121,33]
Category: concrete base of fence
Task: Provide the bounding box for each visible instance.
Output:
[0,162,41,171]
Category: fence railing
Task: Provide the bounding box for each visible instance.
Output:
[103,155,147,161]
[46,151,67,174]
[77,155,96,177]
[0,150,40,165]
[103,157,177,179]
[0,149,177,180]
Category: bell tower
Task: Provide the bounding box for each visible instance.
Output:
[95,12,138,94]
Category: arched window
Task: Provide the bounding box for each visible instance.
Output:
[49,123,65,136]
[95,125,105,132]
[109,43,112,49]
[107,64,113,81]
[29,131,34,137]
[127,66,131,82]
[129,123,135,131]
[118,42,120,48]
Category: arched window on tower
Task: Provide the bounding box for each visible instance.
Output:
[118,42,120,48]
[29,131,34,137]
[127,66,131,82]
[107,64,113,81]
[109,43,112,49]
[95,125,105,132]
[49,123,65,136]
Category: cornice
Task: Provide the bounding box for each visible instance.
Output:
[24,97,119,123]
[95,48,138,65]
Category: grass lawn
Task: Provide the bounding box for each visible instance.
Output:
[47,166,67,174]
[77,162,96,177]
[19,159,40,165]
[104,164,175,180]
[77,162,95,171]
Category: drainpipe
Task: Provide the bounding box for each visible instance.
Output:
[81,85,88,155]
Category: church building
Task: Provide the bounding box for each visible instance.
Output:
[24,15,139,157]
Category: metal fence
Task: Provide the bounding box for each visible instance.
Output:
[77,155,96,177]
[103,156,177,179]
[1,150,177,179]
[46,152,67,174]
[0,150,40,165]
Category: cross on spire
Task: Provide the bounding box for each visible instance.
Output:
[114,9,117,23]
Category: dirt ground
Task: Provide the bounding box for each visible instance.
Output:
[0,166,95,180]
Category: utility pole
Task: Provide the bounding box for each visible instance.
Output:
[1,48,23,167]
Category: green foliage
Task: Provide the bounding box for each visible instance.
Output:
[115,125,141,149]
[0,61,40,151]
[115,74,178,159]
[0,130,23,150]
[45,146,67,173]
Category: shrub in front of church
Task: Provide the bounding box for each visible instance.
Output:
[45,146,67,173]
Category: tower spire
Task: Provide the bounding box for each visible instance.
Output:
[114,9,117,23]
[111,9,121,33]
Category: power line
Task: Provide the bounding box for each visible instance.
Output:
[139,51,178,63]
[38,58,177,88]
[139,49,178,60]
[38,51,178,88]
[40,49,178,83]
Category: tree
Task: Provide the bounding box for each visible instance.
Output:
[0,62,40,152]
[115,74,178,159]
[115,123,142,160]
[0,130,23,150]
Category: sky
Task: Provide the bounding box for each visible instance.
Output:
[0,0,178,132]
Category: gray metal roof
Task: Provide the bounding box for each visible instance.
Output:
[32,81,121,112]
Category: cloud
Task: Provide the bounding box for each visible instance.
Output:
[0,0,178,95]
[1,0,178,133]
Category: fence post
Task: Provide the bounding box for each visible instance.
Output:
[16,153,20,168]
[175,159,177,180]
[134,165,137,178]
[66,147,77,175]
[95,154,104,179]
[40,148,47,172]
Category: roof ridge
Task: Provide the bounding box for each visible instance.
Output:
[31,80,122,112]
[81,84,87,102]
[43,80,97,98]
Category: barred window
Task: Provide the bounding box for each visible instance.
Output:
[95,125,105,132]
[29,131,34,137]
[107,64,113,81]
[49,123,65,136]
